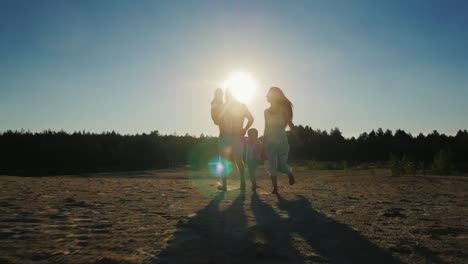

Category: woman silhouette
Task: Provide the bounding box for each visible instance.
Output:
[264,87,296,194]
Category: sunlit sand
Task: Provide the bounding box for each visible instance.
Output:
[0,169,466,263]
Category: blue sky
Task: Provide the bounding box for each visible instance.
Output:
[1,0,467,137]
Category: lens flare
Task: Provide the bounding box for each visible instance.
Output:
[215,162,224,174]
[208,156,233,177]
[185,134,237,199]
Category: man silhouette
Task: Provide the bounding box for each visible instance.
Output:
[218,89,254,191]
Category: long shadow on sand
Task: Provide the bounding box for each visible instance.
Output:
[250,193,305,263]
[275,194,399,263]
[155,192,399,264]
[155,192,253,264]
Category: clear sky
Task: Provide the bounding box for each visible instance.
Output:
[1,0,467,137]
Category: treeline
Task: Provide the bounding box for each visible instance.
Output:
[291,126,467,163]
[0,126,467,176]
[290,126,468,174]
[0,130,216,176]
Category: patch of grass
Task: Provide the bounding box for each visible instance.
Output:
[306,161,347,170]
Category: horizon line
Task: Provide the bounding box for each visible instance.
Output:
[1,126,466,139]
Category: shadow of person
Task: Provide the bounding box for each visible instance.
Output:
[222,191,250,252]
[276,194,400,264]
[250,192,305,263]
[155,191,251,264]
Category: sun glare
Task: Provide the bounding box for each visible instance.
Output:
[224,72,255,103]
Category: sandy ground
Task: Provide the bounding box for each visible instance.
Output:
[0,169,466,264]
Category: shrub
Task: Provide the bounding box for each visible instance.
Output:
[306,161,345,170]
[432,150,454,175]
[389,153,402,176]
[388,154,420,176]
[404,160,417,176]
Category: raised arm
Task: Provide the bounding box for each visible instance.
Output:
[287,119,295,131]
[288,119,298,136]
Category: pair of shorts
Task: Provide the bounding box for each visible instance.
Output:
[265,140,291,177]
[219,135,244,158]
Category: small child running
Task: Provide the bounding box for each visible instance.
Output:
[245,128,263,192]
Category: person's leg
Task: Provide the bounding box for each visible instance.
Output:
[265,143,279,194]
[223,151,237,192]
[217,138,227,192]
[287,172,295,185]
[278,142,295,185]
[270,175,278,194]
[236,155,246,190]
[219,138,232,192]
[221,163,228,191]
[232,136,246,191]
[248,165,257,191]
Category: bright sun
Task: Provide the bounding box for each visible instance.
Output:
[224,72,255,103]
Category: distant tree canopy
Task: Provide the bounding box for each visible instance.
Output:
[0,130,215,176]
[0,126,467,175]
[290,126,468,165]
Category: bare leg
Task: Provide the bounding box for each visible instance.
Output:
[236,157,246,190]
[249,168,257,192]
[271,175,278,194]
[288,172,295,185]
[221,177,227,192]
[220,151,231,192]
